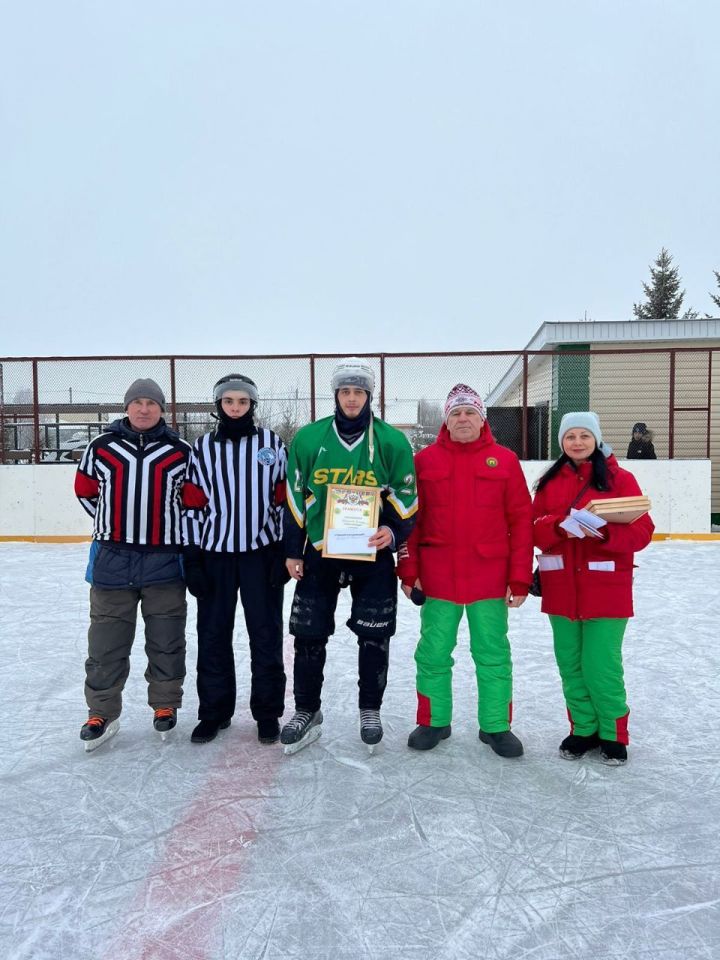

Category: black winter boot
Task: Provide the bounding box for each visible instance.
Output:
[559,732,600,760]
[479,729,524,758]
[599,739,627,765]
[191,718,231,743]
[257,718,280,744]
[408,724,451,751]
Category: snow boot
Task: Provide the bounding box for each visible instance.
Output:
[153,708,177,739]
[191,718,231,744]
[280,710,323,754]
[479,729,524,758]
[407,724,451,751]
[257,718,280,744]
[359,709,383,752]
[599,739,627,766]
[80,716,119,752]
[559,732,600,760]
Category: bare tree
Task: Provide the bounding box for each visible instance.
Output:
[410,398,443,452]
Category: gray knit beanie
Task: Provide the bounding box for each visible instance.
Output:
[123,378,166,411]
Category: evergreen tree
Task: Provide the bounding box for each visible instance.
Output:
[708,270,720,316]
[633,248,687,319]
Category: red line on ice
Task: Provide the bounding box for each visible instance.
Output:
[102,638,294,960]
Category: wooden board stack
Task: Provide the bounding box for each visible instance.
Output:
[585,496,651,524]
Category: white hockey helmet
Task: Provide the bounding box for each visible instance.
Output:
[330,357,375,396]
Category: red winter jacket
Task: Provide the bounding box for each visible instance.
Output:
[396,423,533,604]
[532,456,654,620]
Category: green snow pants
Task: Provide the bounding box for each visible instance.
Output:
[549,615,630,744]
[414,597,513,731]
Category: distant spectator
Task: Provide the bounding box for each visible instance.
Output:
[626,422,657,460]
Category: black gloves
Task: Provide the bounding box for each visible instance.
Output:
[409,586,426,606]
[183,547,210,599]
[269,541,290,587]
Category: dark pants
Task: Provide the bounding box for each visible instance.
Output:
[195,547,286,724]
[85,582,187,720]
[288,546,397,712]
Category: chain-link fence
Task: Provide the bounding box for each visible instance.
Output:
[1,351,717,477]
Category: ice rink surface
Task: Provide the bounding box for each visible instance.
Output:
[1,541,719,960]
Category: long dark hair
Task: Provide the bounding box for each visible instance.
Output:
[535,448,611,494]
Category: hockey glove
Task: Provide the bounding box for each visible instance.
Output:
[183,547,209,599]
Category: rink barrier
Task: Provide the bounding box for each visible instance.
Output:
[0,460,714,540]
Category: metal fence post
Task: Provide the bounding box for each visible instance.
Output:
[169,358,178,430]
[380,354,386,420]
[521,352,529,460]
[32,360,42,463]
[668,350,676,458]
[310,356,316,422]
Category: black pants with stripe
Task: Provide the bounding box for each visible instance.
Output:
[195,547,286,725]
[288,546,398,712]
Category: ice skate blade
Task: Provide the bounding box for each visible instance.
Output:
[283,725,322,755]
[84,719,119,752]
[366,743,380,756]
[559,750,584,761]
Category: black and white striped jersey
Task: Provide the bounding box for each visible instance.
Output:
[182,427,287,552]
[74,419,192,546]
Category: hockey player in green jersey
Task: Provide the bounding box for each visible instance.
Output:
[282,357,417,753]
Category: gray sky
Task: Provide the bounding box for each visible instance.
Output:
[2,1,719,358]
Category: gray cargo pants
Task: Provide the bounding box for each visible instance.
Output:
[84,582,187,719]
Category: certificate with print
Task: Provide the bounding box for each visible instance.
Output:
[322,484,381,561]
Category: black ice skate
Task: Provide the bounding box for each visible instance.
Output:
[359,709,383,753]
[80,716,120,752]
[153,707,177,741]
[280,710,323,755]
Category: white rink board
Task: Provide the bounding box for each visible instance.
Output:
[0,459,712,538]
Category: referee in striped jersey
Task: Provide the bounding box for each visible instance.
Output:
[182,374,288,744]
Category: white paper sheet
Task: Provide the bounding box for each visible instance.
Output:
[326,527,377,555]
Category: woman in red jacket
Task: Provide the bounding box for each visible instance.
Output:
[533,412,654,766]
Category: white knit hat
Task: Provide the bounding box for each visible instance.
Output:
[331,357,375,396]
[558,411,612,455]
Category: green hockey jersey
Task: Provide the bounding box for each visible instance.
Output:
[286,415,417,551]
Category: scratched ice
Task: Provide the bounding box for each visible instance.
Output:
[1,542,719,960]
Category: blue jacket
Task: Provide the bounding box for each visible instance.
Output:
[86,541,183,589]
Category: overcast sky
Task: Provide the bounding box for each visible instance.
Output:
[1,1,719,359]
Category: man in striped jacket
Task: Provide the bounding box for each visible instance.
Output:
[181,374,288,746]
[74,378,192,750]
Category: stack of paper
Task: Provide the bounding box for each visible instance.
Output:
[559,508,608,539]
[585,496,651,524]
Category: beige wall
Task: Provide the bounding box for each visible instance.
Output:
[489,339,719,512]
[589,341,719,512]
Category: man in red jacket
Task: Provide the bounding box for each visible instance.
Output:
[398,384,533,757]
